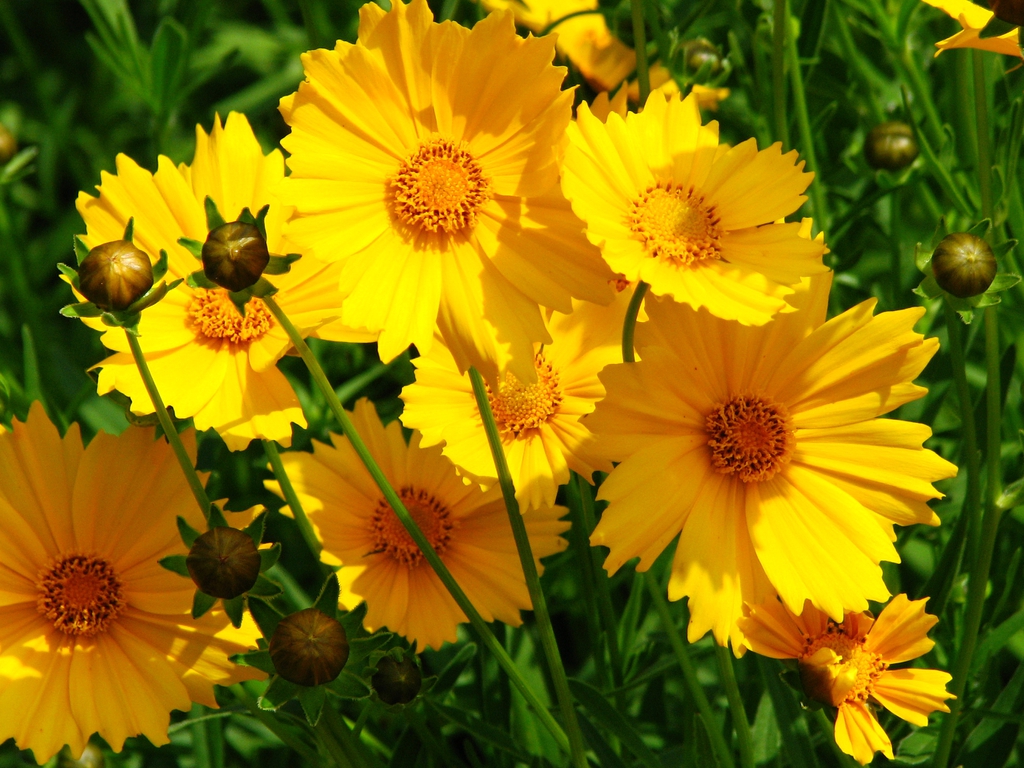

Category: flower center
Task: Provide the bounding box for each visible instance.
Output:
[370,486,457,567]
[705,395,793,482]
[629,182,723,265]
[487,354,563,439]
[798,622,888,707]
[388,138,491,235]
[189,288,272,345]
[37,554,125,637]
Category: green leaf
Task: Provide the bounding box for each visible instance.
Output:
[901,87,973,216]
[759,657,817,768]
[73,236,91,265]
[998,476,1024,510]
[224,595,245,628]
[149,18,188,117]
[177,515,201,547]
[259,675,300,710]
[913,274,943,300]
[248,596,284,639]
[249,574,283,597]
[192,590,217,619]
[123,216,135,243]
[973,609,1024,672]
[750,690,782,765]
[575,707,629,768]
[431,642,477,699]
[568,678,661,768]
[205,196,226,231]
[297,685,326,727]
[957,661,1024,767]
[258,543,281,572]
[326,671,371,700]
[347,633,392,674]
[425,699,533,763]
[314,574,340,618]
[159,554,190,577]
[339,602,368,637]
[0,146,38,185]
[178,237,204,260]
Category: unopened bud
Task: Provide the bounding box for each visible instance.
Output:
[372,655,422,705]
[269,608,349,687]
[186,527,261,599]
[201,221,270,292]
[683,39,722,76]
[0,124,16,164]
[989,0,1024,25]
[932,232,997,299]
[78,240,154,311]
[864,122,918,171]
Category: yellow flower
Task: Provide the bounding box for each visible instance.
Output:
[922,0,1022,57]
[277,0,615,384]
[0,404,261,762]
[562,90,828,326]
[586,274,957,648]
[588,88,630,122]
[624,64,731,110]
[479,0,636,91]
[400,287,633,511]
[75,113,369,451]
[265,399,569,649]
[740,594,954,765]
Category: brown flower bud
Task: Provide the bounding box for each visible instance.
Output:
[78,240,154,311]
[989,0,1024,26]
[683,39,722,76]
[932,232,997,299]
[0,123,16,164]
[269,608,349,687]
[186,527,261,599]
[201,221,270,292]
[864,122,919,171]
[372,655,422,705]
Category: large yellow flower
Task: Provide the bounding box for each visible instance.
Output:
[586,274,957,648]
[277,0,615,384]
[75,112,369,451]
[266,399,569,650]
[740,594,953,764]
[400,288,632,511]
[562,90,828,326]
[479,0,636,91]
[0,404,261,762]
[922,0,1022,57]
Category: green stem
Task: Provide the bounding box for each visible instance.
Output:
[334,355,406,406]
[644,573,737,768]
[125,332,211,519]
[772,0,790,148]
[831,4,885,124]
[622,282,648,363]
[630,0,650,105]
[785,11,828,230]
[972,50,993,218]
[898,48,946,151]
[715,646,754,768]
[263,438,323,558]
[468,367,589,768]
[261,296,571,755]
[319,705,377,768]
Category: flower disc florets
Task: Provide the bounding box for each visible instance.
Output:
[78,240,154,311]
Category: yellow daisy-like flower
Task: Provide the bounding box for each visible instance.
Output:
[75,112,369,451]
[563,90,828,326]
[922,0,1022,57]
[624,64,731,110]
[586,273,958,648]
[277,0,614,384]
[739,594,954,765]
[0,404,261,762]
[400,288,635,511]
[265,399,569,650]
[479,0,636,91]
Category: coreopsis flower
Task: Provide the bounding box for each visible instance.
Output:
[921,0,1022,57]
[0,404,261,762]
[401,288,636,510]
[265,399,569,649]
[277,0,615,384]
[479,0,636,90]
[625,64,731,110]
[739,594,954,765]
[74,112,369,451]
[586,273,958,647]
[563,90,827,326]
[588,88,630,122]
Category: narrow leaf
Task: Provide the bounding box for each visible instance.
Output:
[569,678,661,768]
[432,642,477,699]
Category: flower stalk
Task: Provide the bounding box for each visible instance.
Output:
[631,0,650,106]
[263,438,322,558]
[621,281,648,363]
[715,645,755,768]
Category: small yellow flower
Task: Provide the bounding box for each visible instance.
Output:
[625,64,731,110]
[922,0,1022,57]
[0,404,261,762]
[740,594,954,765]
[266,400,569,650]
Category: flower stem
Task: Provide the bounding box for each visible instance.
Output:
[125,331,212,519]
[468,366,589,768]
[263,438,322,558]
[622,281,648,363]
[784,12,828,230]
[772,0,790,148]
[261,296,571,755]
[644,573,737,768]
[631,0,650,106]
[972,50,993,219]
[715,646,754,768]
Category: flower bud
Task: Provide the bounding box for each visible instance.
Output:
[78,240,154,311]
[201,221,270,292]
[989,0,1024,25]
[0,123,16,164]
[683,39,722,76]
[269,608,349,687]
[864,122,918,171]
[372,655,422,705]
[186,527,261,599]
[932,232,997,299]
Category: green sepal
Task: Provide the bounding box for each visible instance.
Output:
[249,574,283,597]
[987,273,1021,293]
[177,515,201,547]
[249,596,284,639]
[263,253,302,275]
[347,633,392,674]
[297,685,326,726]
[929,216,949,252]
[247,276,279,299]
[178,237,204,260]
[228,290,248,318]
[223,595,245,628]
[187,270,220,290]
[57,262,80,283]
[73,236,90,265]
[325,671,371,700]
[208,503,229,529]
[192,589,217,619]
[259,675,300,710]
[0,146,38,185]
[913,274,943,300]
[159,554,190,577]
[231,649,276,675]
[60,302,104,319]
[125,276,182,316]
[998,476,1024,511]
[152,249,169,282]
[205,196,226,231]
[238,204,270,241]
[123,217,135,244]
[993,240,1019,259]
[243,510,267,547]
[258,542,281,572]
[339,602,368,637]
[967,218,991,239]
[980,13,1017,38]
[314,574,340,619]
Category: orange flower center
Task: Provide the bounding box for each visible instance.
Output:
[629,182,723,265]
[798,622,888,707]
[389,138,491,235]
[370,486,457,567]
[37,554,125,636]
[705,395,793,482]
[487,354,563,439]
[189,288,272,345]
